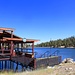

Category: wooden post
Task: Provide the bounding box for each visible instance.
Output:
[5,61,7,69]
[15,62,18,72]
[10,61,12,69]
[22,64,25,71]
[8,61,9,70]
[11,31,13,56]
[2,43,4,54]
[0,42,1,49]
[2,61,3,70]
[0,61,1,69]
[17,43,19,51]
[34,58,36,69]
[11,61,14,70]
[12,62,14,71]
[21,43,23,52]
[32,42,34,55]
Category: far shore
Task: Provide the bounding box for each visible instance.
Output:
[34,47,75,48]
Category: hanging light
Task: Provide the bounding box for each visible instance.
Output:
[23,38,26,42]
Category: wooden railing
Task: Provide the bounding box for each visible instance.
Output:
[39,50,60,58]
[0,50,10,54]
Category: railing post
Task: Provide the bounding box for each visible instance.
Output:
[11,31,13,56]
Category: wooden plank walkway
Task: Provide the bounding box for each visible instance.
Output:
[0,53,11,56]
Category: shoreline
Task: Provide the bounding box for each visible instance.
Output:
[34,47,75,49]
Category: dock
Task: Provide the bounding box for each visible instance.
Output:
[0,27,61,71]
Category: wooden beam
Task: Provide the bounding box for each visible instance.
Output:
[0,39,6,41]
[0,58,10,61]
[0,53,11,56]
[26,39,40,42]
[3,37,23,41]
[0,27,15,31]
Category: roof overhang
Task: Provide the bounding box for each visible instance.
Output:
[0,37,23,42]
[26,39,40,42]
[3,37,23,41]
[0,27,15,31]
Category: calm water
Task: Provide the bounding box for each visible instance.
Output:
[34,47,75,61]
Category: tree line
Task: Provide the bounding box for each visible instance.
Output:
[35,36,75,48]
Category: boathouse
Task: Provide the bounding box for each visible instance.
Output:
[0,27,61,71]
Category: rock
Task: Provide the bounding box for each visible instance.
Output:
[58,66,62,69]
[69,68,73,70]
[47,66,55,69]
[62,58,74,63]
[59,63,63,66]
[65,68,69,71]
[65,67,73,71]
[47,66,52,69]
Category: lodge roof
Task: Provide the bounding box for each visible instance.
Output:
[0,27,39,43]
[0,27,15,31]
[26,39,39,42]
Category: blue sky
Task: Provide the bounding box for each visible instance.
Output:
[0,0,75,44]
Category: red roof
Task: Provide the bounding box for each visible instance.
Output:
[0,27,15,31]
[26,39,39,42]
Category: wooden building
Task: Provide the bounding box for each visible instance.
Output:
[0,27,38,70]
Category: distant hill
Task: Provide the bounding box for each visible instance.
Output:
[35,36,75,48]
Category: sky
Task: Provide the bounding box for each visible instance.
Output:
[0,0,75,44]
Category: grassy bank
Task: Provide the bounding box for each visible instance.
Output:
[0,68,53,75]
[1,63,75,75]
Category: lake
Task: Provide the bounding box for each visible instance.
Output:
[34,47,75,61]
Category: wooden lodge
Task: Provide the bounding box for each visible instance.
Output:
[0,27,61,71]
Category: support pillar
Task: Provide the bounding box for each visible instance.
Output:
[17,43,19,51]
[21,43,23,52]
[0,43,1,50]
[2,43,4,54]
[5,61,6,69]
[15,62,18,72]
[34,58,36,69]
[11,31,13,56]
[10,61,11,69]
[2,61,3,70]
[32,42,34,55]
